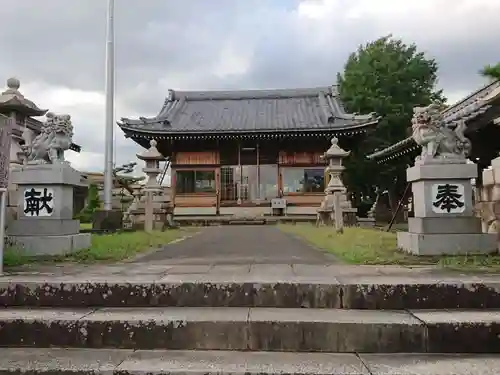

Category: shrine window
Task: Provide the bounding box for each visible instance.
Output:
[282,167,324,194]
[176,170,216,194]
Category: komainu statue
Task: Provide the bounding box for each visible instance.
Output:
[411,101,471,162]
[22,112,74,165]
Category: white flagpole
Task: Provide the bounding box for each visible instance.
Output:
[103,0,115,211]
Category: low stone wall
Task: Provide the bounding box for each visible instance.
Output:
[475,167,500,238]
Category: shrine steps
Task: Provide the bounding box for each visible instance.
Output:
[0,306,499,353]
[227,218,267,225]
[174,215,317,226]
[3,348,500,375]
[3,276,500,374]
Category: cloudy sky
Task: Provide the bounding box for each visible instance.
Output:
[1,0,499,175]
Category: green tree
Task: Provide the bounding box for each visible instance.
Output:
[78,183,101,223]
[86,184,101,212]
[480,63,500,81]
[337,35,445,210]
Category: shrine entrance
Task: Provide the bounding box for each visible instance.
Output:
[219,142,279,205]
[238,146,258,203]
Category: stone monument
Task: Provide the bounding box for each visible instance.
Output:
[398,102,496,255]
[316,137,357,231]
[7,112,91,255]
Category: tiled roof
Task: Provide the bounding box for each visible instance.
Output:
[367,80,500,161]
[119,86,380,135]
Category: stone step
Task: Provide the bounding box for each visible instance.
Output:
[2,348,500,375]
[1,307,500,352]
[2,276,500,309]
[227,220,267,225]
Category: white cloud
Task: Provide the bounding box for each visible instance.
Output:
[16,79,143,172]
[212,39,253,78]
[66,151,103,172]
[293,0,500,55]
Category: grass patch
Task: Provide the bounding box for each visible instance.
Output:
[79,222,92,230]
[4,228,197,267]
[279,224,500,271]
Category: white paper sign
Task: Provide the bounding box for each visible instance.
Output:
[431,183,465,214]
[23,187,55,217]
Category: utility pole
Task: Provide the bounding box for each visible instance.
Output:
[103,0,115,210]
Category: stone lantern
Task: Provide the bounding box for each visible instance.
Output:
[137,140,165,233]
[0,78,47,167]
[318,137,356,232]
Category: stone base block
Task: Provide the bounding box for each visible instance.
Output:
[285,206,317,215]
[11,163,85,186]
[398,231,497,256]
[10,233,91,256]
[357,217,376,228]
[175,207,217,216]
[343,211,358,226]
[93,209,123,230]
[408,217,482,234]
[220,207,271,216]
[407,161,477,182]
[7,219,80,236]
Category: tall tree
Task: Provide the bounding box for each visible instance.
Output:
[337,35,445,211]
[480,63,500,81]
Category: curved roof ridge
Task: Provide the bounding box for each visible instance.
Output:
[168,86,337,101]
[444,80,499,115]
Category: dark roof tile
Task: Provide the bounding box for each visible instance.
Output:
[119,86,379,135]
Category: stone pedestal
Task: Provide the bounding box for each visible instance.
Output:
[358,199,376,228]
[317,192,358,226]
[7,163,91,255]
[125,187,174,230]
[93,209,123,230]
[398,160,496,255]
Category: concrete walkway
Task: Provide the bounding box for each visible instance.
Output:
[134,225,337,264]
[7,226,500,280]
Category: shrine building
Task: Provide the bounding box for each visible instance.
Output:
[118,86,380,216]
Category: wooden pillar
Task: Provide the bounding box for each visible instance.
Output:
[171,154,177,210]
[144,191,153,233]
[237,140,242,205]
[278,167,283,198]
[256,142,260,201]
[276,143,282,198]
[215,167,221,215]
